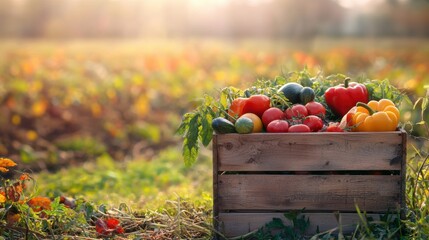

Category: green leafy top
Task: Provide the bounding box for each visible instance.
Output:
[177,69,407,166]
[176,76,290,167]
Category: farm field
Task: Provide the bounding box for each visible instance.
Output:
[1,38,429,239]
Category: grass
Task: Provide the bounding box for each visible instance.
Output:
[0,146,215,239]
[33,146,213,210]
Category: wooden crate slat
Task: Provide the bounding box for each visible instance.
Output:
[215,132,403,171]
[218,212,394,238]
[218,174,401,212]
[212,133,220,232]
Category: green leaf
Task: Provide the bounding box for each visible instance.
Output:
[183,113,200,166]
[294,215,310,234]
[274,75,287,85]
[203,94,214,107]
[284,211,299,221]
[200,112,213,147]
[183,140,199,167]
[326,73,347,82]
[98,204,107,214]
[266,217,285,229]
[220,90,228,108]
[221,86,243,103]
[176,113,191,136]
[365,79,404,104]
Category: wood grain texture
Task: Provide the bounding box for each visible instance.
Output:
[212,134,220,234]
[400,130,407,218]
[218,212,394,238]
[218,174,401,212]
[214,132,404,171]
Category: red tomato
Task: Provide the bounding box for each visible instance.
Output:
[284,104,308,120]
[266,120,289,133]
[228,98,248,122]
[326,122,344,132]
[242,95,271,118]
[262,107,284,128]
[303,115,324,132]
[305,101,326,118]
[288,124,311,132]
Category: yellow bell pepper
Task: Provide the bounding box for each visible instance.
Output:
[352,99,400,132]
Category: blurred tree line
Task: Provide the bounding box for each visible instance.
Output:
[0,0,428,39]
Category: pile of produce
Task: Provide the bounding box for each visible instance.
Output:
[178,70,404,166]
[212,77,400,134]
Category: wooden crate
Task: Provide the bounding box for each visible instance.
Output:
[213,131,406,238]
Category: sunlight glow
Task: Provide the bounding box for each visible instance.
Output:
[189,0,272,8]
[337,0,379,9]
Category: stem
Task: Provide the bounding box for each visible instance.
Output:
[421,101,429,138]
[344,77,350,88]
[356,102,375,115]
[414,154,429,211]
[0,223,46,239]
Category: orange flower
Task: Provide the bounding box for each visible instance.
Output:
[0,158,16,173]
[27,197,51,212]
[18,173,30,189]
[19,173,30,181]
[6,211,20,226]
[0,193,6,203]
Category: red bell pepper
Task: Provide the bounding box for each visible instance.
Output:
[241,94,271,118]
[324,78,368,117]
[227,94,271,120]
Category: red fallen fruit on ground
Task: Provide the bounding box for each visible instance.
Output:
[96,217,124,235]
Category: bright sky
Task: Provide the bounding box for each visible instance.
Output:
[188,0,382,10]
[337,0,383,9]
[12,0,382,10]
[189,0,273,6]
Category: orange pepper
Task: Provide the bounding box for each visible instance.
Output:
[352,99,400,132]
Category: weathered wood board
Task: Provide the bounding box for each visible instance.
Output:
[216,132,404,171]
[218,174,401,212]
[213,131,407,238]
[218,212,392,237]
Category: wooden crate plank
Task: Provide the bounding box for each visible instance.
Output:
[218,212,394,238]
[400,131,407,218]
[215,132,404,171]
[212,134,220,232]
[218,175,401,212]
